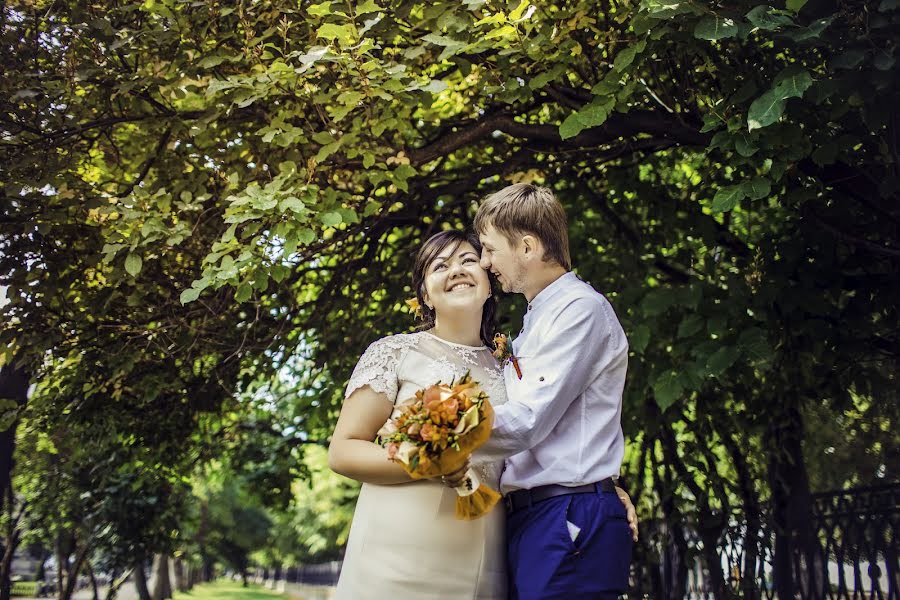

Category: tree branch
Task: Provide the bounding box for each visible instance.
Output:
[408,111,709,166]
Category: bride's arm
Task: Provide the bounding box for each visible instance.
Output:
[328,386,412,485]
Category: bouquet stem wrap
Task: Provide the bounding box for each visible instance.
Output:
[451,468,503,521]
[378,373,502,521]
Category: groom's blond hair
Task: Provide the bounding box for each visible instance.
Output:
[474,183,571,270]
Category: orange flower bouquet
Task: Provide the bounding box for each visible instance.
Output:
[376,372,501,521]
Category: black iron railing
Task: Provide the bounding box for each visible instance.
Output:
[629,484,898,600]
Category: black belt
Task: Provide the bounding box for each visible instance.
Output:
[504,478,616,513]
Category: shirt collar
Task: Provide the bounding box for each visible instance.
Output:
[527,271,578,313]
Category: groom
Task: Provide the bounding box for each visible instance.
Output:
[470,183,634,599]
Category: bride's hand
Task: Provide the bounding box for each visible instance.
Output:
[615,486,639,542]
[439,460,471,488]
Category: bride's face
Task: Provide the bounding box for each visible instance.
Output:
[422,241,491,316]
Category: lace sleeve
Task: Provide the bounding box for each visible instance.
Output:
[344,335,410,402]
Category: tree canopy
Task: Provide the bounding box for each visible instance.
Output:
[1,0,897,597]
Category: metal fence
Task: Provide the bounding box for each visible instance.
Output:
[629,484,898,600]
[278,483,898,599]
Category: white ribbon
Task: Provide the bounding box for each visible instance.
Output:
[454,468,480,497]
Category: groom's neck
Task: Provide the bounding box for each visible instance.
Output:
[523,265,568,303]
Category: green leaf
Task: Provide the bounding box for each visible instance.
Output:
[124,253,143,277]
[484,25,517,40]
[677,315,705,338]
[307,2,332,16]
[235,283,252,303]
[559,113,585,140]
[707,346,741,376]
[320,212,343,227]
[356,0,381,14]
[653,371,683,412]
[641,289,673,316]
[630,324,650,354]
[772,68,813,100]
[280,197,305,213]
[312,131,335,145]
[421,79,448,94]
[746,67,812,128]
[644,1,697,18]
[317,23,356,44]
[738,327,772,364]
[613,46,638,71]
[180,287,201,304]
[559,99,613,140]
[745,177,771,200]
[832,49,866,70]
[712,184,747,212]
[693,15,738,40]
[745,5,794,30]
[786,0,807,11]
[784,16,832,41]
[747,94,784,132]
[735,134,759,157]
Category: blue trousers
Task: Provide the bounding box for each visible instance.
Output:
[506,489,633,600]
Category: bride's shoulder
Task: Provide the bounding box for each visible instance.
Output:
[363,331,423,354]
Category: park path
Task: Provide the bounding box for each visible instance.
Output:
[20,581,333,600]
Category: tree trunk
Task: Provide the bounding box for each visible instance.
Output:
[54,536,65,600]
[133,559,152,600]
[103,568,133,600]
[767,401,825,600]
[151,554,172,600]
[0,489,23,600]
[0,366,28,518]
[0,533,19,600]
[173,557,189,592]
[654,454,689,600]
[86,560,100,600]
[60,543,90,600]
[721,424,763,600]
[659,420,728,600]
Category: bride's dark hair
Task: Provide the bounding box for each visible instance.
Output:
[411,230,497,347]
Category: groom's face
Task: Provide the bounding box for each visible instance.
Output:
[478,224,527,294]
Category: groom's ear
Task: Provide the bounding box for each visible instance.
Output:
[520,234,539,259]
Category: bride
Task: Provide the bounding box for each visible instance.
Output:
[328,229,507,599]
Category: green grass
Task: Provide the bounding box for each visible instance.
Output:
[173,580,288,600]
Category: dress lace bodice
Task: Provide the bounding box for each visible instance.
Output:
[345,331,508,485]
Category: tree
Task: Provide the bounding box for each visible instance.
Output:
[2,1,897,597]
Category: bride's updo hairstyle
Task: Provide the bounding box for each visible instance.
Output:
[411,230,497,347]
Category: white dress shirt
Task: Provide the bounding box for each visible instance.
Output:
[477,272,628,493]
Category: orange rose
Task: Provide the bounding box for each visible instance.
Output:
[387,443,399,459]
[423,385,442,406]
[420,422,435,442]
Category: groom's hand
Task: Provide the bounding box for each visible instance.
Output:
[615,486,639,542]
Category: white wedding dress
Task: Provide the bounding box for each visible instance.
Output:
[334,331,508,600]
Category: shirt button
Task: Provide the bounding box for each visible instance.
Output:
[539,376,545,382]
[527,304,533,311]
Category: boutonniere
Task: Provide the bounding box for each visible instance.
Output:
[492,333,522,380]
